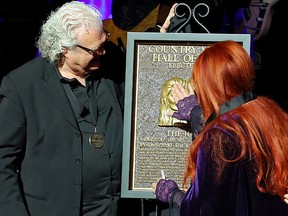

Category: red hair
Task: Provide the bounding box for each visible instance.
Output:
[192,40,254,119]
[184,41,288,198]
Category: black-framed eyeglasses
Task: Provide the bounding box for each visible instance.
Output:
[76,31,110,56]
[76,44,104,56]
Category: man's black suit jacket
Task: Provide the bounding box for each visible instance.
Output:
[0,57,125,216]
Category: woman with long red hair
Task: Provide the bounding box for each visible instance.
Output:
[152,40,288,215]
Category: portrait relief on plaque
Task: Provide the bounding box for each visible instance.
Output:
[158,77,193,126]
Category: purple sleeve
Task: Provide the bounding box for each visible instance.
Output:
[155,179,185,214]
[172,95,199,121]
[155,179,180,203]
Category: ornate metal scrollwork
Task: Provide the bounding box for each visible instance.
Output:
[173,3,211,33]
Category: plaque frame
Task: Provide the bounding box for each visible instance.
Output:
[121,32,251,199]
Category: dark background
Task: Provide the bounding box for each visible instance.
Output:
[0,0,287,111]
[0,0,69,79]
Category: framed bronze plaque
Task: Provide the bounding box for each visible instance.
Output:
[121,32,251,199]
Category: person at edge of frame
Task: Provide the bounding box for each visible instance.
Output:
[0,1,143,216]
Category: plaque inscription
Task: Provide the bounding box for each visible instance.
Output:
[131,43,207,190]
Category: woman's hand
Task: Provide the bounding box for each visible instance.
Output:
[172,82,194,104]
[284,193,288,204]
[151,178,161,194]
[165,82,198,123]
[151,178,180,203]
[160,3,178,33]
